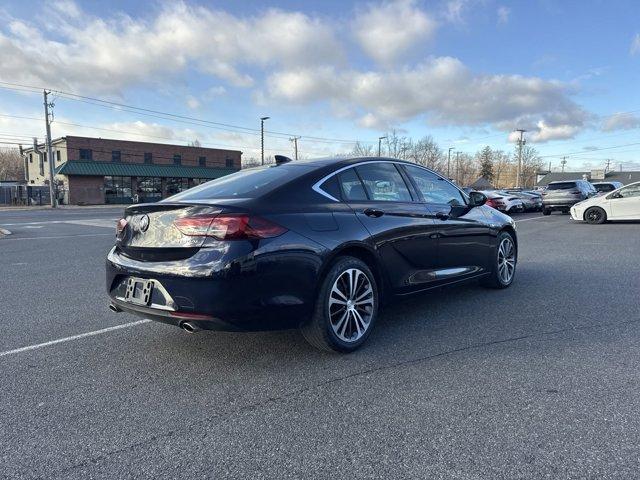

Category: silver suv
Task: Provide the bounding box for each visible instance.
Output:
[542,180,596,215]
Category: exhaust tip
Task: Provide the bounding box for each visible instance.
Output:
[109,303,122,313]
[180,321,200,334]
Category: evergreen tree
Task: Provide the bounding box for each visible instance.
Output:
[478,146,494,181]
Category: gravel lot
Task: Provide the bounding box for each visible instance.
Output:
[1,207,639,479]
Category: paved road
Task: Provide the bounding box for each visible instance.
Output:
[1,209,639,479]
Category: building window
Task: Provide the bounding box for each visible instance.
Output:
[112,150,121,162]
[198,156,206,167]
[43,152,47,162]
[137,177,162,202]
[56,151,61,163]
[29,154,33,163]
[104,176,132,204]
[166,178,190,195]
[173,154,181,165]
[79,149,92,160]
[144,152,153,164]
[225,158,233,168]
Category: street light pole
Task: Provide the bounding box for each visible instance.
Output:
[455,151,460,184]
[447,147,454,178]
[260,116,270,165]
[378,136,387,157]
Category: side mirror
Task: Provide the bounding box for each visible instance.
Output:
[468,191,487,207]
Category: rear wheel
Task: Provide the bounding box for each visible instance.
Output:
[584,206,607,224]
[481,232,517,289]
[542,208,551,216]
[301,256,379,353]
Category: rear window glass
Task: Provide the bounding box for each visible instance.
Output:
[165,165,307,201]
[547,182,577,190]
[594,184,615,192]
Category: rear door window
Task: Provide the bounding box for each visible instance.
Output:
[338,168,368,201]
[547,182,577,190]
[354,163,413,202]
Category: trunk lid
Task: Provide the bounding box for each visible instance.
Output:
[118,203,222,250]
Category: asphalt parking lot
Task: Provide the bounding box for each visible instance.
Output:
[1,207,640,479]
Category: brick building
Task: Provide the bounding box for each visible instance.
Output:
[22,136,242,205]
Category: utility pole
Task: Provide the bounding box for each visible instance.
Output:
[560,157,567,172]
[605,159,611,172]
[548,161,552,173]
[447,147,454,178]
[289,136,300,160]
[43,90,57,208]
[514,129,526,188]
[260,116,269,165]
[455,151,460,184]
[378,136,387,157]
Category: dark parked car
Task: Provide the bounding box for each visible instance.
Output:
[107,157,517,352]
[503,190,543,211]
[541,180,596,215]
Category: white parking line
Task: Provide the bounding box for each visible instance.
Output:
[0,320,151,358]
[2,233,113,241]
[515,216,550,223]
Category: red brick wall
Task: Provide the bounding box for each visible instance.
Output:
[68,175,105,205]
[64,136,242,169]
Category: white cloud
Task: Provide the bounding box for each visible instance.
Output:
[497,6,510,24]
[0,1,343,93]
[186,96,200,110]
[266,57,587,139]
[443,0,471,24]
[601,112,640,131]
[631,33,640,55]
[353,0,437,64]
[527,121,581,143]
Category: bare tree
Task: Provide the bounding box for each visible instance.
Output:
[350,142,375,157]
[519,145,543,188]
[0,148,24,181]
[408,135,445,172]
[491,150,512,188]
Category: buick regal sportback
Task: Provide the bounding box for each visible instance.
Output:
[106,157,517,352]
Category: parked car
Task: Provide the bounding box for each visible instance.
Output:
[541,180,596,215]
[503,190,543,211]
[107,157,518,353]
[592,181,623,195]
[571,181,640,224]
[482,191,525,213]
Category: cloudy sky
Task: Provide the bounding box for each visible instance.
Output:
[0,0,639,169]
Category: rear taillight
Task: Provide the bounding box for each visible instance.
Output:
[173,214,287,240]
[116,218,127,237]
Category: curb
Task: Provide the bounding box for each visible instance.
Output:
[0,227,12,236]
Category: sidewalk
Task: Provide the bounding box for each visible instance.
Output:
[0,204,121,212]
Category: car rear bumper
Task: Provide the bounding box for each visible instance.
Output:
[105,234,326,331]
[543,199,582,209]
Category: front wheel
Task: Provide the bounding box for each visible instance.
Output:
[584,206,607,224]
[301,256,379,353]
[542,208,551,216]
[481,232,517,289]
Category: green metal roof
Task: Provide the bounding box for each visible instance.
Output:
[55,161,238,179]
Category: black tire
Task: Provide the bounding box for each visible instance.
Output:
[301,256,379,353]
[542,208,551,216]
[481,231,517,289]
[584,206,607,224]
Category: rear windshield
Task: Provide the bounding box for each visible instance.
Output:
[165,165,309,201]
[547,182,577,190]
[594,183,615,192]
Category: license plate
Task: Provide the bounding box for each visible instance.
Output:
[124,277,154,306]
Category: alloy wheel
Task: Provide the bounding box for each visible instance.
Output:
[328,268,374,343]
[586,209,602,223]
[497,237,516,284]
